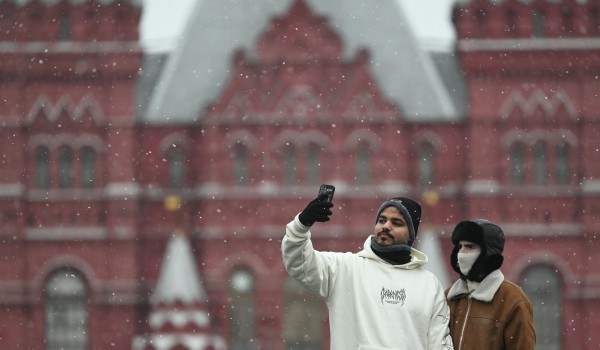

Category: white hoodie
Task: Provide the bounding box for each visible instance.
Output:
[282,214,454,350]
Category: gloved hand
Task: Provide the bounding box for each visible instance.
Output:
[298,196,334,227]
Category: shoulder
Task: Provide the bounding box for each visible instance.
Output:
[499,279,534,310]
[408,268,446,292]
[500,279,529,298]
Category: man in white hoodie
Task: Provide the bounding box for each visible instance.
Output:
[282,194,453,350]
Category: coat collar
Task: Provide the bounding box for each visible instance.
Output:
[447,269,504,302]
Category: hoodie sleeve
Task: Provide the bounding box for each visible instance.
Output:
[428,279,454,350]
[281,213,336,300]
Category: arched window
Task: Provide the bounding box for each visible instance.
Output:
[58,146,73,189]
[521,266,562,350]
[168,147,184,189]
[45,269,88,350]
[418,142,435,186]
[230,269,256,350]
[233,144,248,186]
[591,8,600,36]
[283,144,297,186]
[506,8,518,37]
[532,9,545,38]
[306,143,321,185]
[35,146,50,189]
[58,13,71,41]
[283,277,325,350]
[561,6,575,36]
[355,141,371,185]
[556,142,570,185]
[533,141,547,185]
[510,142,525,185]
[476,9,487,38]
[80,147,96,189]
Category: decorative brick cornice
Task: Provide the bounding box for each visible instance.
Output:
[458,38,600,52]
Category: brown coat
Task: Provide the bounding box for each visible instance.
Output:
[445,270,536,350]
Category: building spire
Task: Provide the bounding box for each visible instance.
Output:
[150,233,207,305]
[132,234,225,350]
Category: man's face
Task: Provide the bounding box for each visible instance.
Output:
[458,240,481,254]
[373,206,410,246]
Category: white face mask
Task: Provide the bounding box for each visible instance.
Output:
[457,251,480,276]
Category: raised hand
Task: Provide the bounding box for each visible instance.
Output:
[298,196,334,227]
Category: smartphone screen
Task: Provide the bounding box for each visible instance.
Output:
[318,184,335,202]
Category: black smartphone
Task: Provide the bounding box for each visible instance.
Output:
[318,184,335,203]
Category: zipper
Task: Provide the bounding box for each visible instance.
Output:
[458,297,473,350]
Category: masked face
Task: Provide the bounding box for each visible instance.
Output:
[457,240,481,276]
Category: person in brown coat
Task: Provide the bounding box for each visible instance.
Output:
[445,219,536,350]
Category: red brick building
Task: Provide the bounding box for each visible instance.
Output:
[0,0,599,349]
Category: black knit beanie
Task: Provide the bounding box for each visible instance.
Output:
[375,197,421,246]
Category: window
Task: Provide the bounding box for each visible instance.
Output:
[506,8,518,37]
[80,147,95,189]
[35,146,50,189]
[561,6,575,36]
[355,142,371,185]
[476,9,487,38]
[233,144,248,186]
[532,9,545,38]
[230,269,256,350]
[283,277,324,350]
[418,143,435,186]
[58,146,73,189]
[556,142,570,185]
[168,147,184,189]
[521,266,562,350]
[306,143,321,185]
[58,13,71,41]
[45,270,88,350]
[283,144,297,185]
[591,8,600,36]
[533,141,547,185]
[510,142,525,185]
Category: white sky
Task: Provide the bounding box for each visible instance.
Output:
[140,0,458,53]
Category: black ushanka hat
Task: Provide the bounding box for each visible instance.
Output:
[450,219,505,282]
